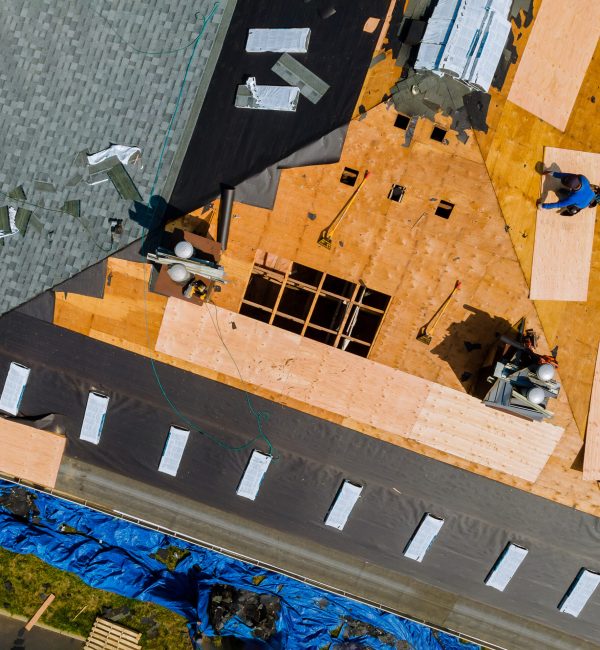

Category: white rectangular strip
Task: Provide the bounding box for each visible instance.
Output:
[404,513,444,562]
[485,543,528,591]
[235,83,300,112]
[80,392,109,444]
[0,362,30,415]
[246,28,311,53]
[325,480,363,530]
[158,426,190,476]
[559,569,600,617]
[236,449,272,500]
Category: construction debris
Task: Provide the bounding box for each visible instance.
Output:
[208,584,280,640]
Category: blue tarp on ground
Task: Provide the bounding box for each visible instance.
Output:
[0,481,479,649]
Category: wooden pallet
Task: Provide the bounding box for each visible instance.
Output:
[84,618,142,650]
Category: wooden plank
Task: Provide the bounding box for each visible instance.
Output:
[156,300,563,481]
[25,593,55,631]
[0,419,65,487]
[507,0,600,131]
[529,147,600,301]
[583,343,600,480]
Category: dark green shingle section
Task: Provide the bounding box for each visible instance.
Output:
[15,208,32,236]
[0,206,9,233]
[107,163,143,202]
[7,186,26,201]
[63,200,81,219]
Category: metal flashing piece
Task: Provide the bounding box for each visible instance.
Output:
[246,28,311,53]
[485,543,528,591]
[0,362,30,415]
[404,513,444,562]
[325,480,363,530]
[235,80,300,112]
[271,53,330,104]
[559,569,600,617]
[80,391,109,445]
[158,425,190,476]
[236,449,272,500]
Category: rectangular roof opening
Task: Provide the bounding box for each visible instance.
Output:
[404,513,444,562]
[158,425,190,476]
[80,392,109,445]
[485,543,529,591]
[0,362,30,416]
[325,480,363,530]
[559,569,600,617]
[236,449,273,500]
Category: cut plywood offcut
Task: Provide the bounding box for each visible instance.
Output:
[530,147,600,301]
[582,343,600,480]
[156,299,563,482]
[507,0,600,131]
[0,418,65,487]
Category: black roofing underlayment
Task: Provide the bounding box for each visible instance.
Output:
[168,0,391,216]
[1,311,600,643]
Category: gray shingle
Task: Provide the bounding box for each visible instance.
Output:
[0,0,230,313]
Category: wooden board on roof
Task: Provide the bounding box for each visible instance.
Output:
[583,343,600,480]
[507,0,600,132]
[156,299,563,482]
[529,147,600,301]
[0,418,65,488]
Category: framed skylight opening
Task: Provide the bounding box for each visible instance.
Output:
[240,252,391,358]
[394,113,411,130]
[340,167,359,187]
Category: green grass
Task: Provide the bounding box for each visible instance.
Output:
[0,547,192,649]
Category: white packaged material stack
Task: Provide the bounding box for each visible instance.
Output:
[415,0,511,91]
[236,449,272,500]
[485,543,529,591]
[80,392,110,445]
[0,362,30,415]
[404,513,445,562]
[158,426,190,476]
[325,481,363,530]
[246,28,311,53]
[559,570,600,617]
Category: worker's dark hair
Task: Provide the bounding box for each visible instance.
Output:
[563,175,582,190]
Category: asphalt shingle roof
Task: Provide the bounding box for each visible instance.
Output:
[0,0,231,313]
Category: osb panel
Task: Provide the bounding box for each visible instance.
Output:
[157,298,431,434]
[157,299,562,481]
[0,419,65,488]
[529,148,600,301]
[583,343,600,480]
[507,0,600,131]
[482,36,600,436]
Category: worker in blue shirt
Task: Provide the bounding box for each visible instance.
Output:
[537,170,599,215]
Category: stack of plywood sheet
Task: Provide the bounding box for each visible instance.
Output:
[156,299,563,483]
[0,419,65,488]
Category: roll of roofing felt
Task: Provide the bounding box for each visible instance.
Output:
[217,185,235,251]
